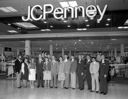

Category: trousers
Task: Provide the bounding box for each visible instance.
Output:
[91,73,99,91]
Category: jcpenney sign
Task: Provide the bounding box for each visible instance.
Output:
[22,4,107,23]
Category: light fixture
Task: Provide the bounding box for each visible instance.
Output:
[85,19,89,22]
[86,24,90,27]
[107,18,111,21]
[68,1,78,7]
[77,28,87,31]
[40,29,51,31]
[63,20,67,23]
[67,25,71,27]
[6,7,17,12]
[60,2,69,8]
[124,19,128,25]
[105,23,109,26]
[44,21,47,24]
[8,23,11,26]
[124,26,128,29]
[118,26,128,29]
[50,25,53,28]
[0,7,17,13]
[14,22,38,29]
[79,39,82,42]
[111,39,117,41]
[8,30,18,33]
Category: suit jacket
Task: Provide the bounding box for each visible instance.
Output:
[70,60,77,73]
[90,61,99,74]
[36,61,44,73]
[99,60,109,77]
[64,60,71,74]
[85,60,91,75]
[15,59,22,73]
[76,59,85,75]
[51,61,58,74]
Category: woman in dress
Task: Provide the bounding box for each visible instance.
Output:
[43,57,51,88]
[29,58,36,88]
[58,56,65,88]
[21,58,29,88]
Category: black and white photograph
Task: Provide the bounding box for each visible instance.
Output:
[0,0,128,99]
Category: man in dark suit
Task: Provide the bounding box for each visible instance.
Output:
[36,55,44,88]
[99,55,109,95]
[85,55,92,90]
[76,55,86,90]
[15,55,22,88]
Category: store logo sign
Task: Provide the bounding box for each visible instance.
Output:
[22,4,107,23]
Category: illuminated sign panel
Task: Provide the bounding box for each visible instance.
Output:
[22,4,107,23]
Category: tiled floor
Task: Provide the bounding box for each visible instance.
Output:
[0,80,128,99]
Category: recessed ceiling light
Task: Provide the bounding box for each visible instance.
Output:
[77,28,87,31]
[41,29,51,31]
[85,20,89,22]
[8,23,11,26]
[86,24,90,27]
[118,26,123,29]
[107,18,111,21]
[63,20,67,23]
[82,28,87,30]
[77,28,81,31]
[67,25,71,27]
[44,21,47,24]
[111,39,117,40]
[118,26,128,29]
[50,25,53,28]
[105,23,109,26]
[79,39,82,42]
[68,1,78,7]
[124,26,128,29]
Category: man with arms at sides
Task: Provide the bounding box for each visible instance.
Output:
[64,55,71,89]
[85,55,92,91]
[90,57,100,93]
[36,54,44,88]
[70,55,77,89]
[15,55,22,88]
[99,55,109,95]
[51,55,58,88]
[76,55,86,90]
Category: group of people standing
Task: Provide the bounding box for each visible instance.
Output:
[14,53,109,95]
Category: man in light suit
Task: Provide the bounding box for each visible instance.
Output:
[90,57,100,93]
[51,56,58,88]
[64,55,71,89]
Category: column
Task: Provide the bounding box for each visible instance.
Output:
[120,44,124,56]
[110,49,113,57]
[62,48,64,57]
[25,40,31,56]
[16,48,20,56]
[114,48,117,58]
[69,50,71,58]
[49,44,53,56]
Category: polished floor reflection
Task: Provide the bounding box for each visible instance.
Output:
[0,80,128,99]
